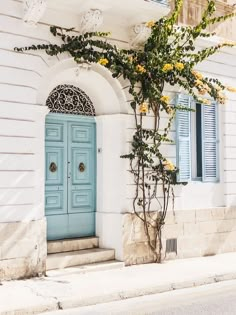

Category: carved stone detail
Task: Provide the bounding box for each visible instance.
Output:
[131,23,152,48]
[80,9,103,34]
[23,0,46,26]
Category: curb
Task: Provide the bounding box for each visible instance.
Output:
[2,272,236,315]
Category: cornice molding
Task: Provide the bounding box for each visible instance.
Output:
[131,23,151,48]
[80,9,103,34]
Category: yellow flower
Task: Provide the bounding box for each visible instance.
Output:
[199,98,211,105]
[139,102,149,114]
[218,91,226,98]
[162,64,173,72]
[198,83,210,95]
[217,91,227,104]
[213,85,220,91]
[128,56,133,63]
[226,86,236,93]
[221,41,236,47]
[98,58,109,66]
[199,89,207,95]
[203,99,211,105]
[204,84,211,92]
[192,70,203,80]
[175,62,184,71]
[166,105,174,115]
[219,97,227,105]
[146,20,155,28]
[136,65,146,73]
[160,95,170,104]
[163,160,175,171]
[195,79,203,87]
[128,56,137,63]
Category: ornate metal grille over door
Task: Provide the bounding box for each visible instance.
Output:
[46,84,95,116]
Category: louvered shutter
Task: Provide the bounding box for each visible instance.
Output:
[202,101,219,182]
[176,94,192,182]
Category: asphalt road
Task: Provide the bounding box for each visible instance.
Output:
[44,279,236,315]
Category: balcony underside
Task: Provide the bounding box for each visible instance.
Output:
[47,0,170,26]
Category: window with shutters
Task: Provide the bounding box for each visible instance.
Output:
[176,94,219,183]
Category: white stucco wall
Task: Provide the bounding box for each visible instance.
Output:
[1,0,236,264]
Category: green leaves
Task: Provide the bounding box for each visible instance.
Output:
[15,1,236,113]
[208,12,236,25]
[167,0,184,26]
[16,1,236,111]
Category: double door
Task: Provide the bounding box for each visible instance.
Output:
[45,114,96,240]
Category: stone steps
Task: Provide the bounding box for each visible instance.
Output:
[47,260,124,276]
[46,248,115,271]
[47,237,99,254]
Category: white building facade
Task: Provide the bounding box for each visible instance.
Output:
[1,0,236,280]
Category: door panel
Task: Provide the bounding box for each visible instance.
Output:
[71,125,92,143]
[47,213,95,240]
[45,147,64,185]
[45,123,64,142]
[45,121,67,219]
[71,148,91,184]
[68,122,95,218]
[45,191,64,213]
[45,115,96,240]
[70,188,93,213]
[46,214,69,240]
[68,213,95,238]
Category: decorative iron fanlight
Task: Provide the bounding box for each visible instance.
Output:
[46,84,96,116]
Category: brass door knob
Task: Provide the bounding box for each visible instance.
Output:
[79,162,85,172]
[49,162,57,173]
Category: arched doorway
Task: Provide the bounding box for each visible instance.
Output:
[45,84,96,240]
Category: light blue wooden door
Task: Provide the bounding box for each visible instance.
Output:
[45,114,96,240]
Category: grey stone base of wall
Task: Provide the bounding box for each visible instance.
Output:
[0,218,47,281]
[123,208,236,265]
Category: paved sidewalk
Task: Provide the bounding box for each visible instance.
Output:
[1,252,236,315]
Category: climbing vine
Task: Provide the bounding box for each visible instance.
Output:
[16,0,236,262]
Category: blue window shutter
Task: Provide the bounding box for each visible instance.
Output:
[202,101,219,182]
[176,94,192,182]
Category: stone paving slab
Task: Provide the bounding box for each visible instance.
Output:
[1,253,236,315]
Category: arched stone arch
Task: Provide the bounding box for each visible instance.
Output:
[38,58,129,261]
[37,58,128,115]
[46,84,96,116]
